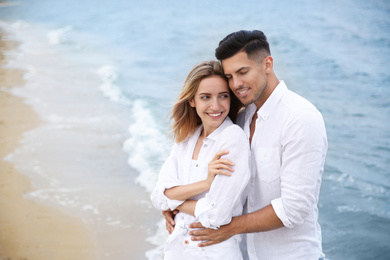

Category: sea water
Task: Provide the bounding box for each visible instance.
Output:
[1,0,389,259]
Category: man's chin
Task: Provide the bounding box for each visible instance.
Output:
[240,98,253,106]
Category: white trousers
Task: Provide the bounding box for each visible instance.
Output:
[164,227,243,260]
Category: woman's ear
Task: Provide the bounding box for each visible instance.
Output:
[189,99,195,107]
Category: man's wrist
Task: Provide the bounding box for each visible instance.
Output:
[229,215,243,236]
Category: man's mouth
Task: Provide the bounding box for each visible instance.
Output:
[236,87,249,96]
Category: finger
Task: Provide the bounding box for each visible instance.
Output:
[189,222,204,229]
[162,211,176,226]
[191,235,211,241]
[198,240,218,247]
[217,158,235,166]
[166,223,173,234]
[210,168,232,176]
[215,163,234,172]
[213,150,229,160]
[189,229,208,237]
[215,170,232,176]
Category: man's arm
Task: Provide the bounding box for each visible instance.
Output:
[189,204,283,247]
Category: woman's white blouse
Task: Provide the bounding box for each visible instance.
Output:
[151,117,251,230]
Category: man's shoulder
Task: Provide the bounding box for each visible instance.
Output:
[284,89,316,110]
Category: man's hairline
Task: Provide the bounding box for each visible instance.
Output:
[219,50,268,75]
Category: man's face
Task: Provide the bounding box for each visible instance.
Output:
[222,51,267,107]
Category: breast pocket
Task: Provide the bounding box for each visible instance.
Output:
[255,148,281,182]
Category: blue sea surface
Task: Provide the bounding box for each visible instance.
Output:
[1,0,389,259]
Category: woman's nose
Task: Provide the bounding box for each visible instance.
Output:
[210,98,221,110]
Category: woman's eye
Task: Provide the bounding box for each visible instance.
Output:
[200,96,209,100]
[220,94,230,98]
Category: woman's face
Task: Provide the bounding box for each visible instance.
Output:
[189,75,231,136]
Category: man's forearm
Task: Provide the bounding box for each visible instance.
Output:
[188,204,284,247]
[231,204,284,235]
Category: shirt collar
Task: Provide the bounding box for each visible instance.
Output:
[195,116,233,142]
[245,80,287,121]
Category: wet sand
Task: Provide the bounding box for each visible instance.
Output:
[0,30,97,260]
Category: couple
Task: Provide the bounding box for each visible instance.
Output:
[151,30,328,260]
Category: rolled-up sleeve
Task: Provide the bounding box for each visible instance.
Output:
[151,143,185,211]
[195,125,251,229]
[272,108,327,228]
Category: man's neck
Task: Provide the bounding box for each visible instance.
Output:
[254,76,279,110]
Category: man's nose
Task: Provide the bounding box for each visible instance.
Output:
[230,77,242,90]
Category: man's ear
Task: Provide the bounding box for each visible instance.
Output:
[264,56,273,73]
[189,99,195,107]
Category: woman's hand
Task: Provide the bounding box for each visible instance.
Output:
[206,150,235,187]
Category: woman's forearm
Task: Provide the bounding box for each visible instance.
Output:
[177,200,197,216]
[164,180,209,201]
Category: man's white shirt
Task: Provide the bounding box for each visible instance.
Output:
[237,81,328,260]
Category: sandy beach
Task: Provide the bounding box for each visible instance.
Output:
[0,30,97,260]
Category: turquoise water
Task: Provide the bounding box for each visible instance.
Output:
[1,0,390,259]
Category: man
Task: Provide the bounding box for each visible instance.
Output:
[164,30,328,259]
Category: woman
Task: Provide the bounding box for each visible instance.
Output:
[151,61,250,259]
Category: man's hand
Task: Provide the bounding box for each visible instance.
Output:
[162,210,178,234]
[189,222,235,247]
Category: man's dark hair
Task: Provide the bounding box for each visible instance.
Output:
[215,30,271,62]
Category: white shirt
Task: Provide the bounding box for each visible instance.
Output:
[151,117,251,257]
[237,81,328,260]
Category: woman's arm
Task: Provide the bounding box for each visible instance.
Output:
[164,160,232,201]
[176,200,197,216]
[194,126,251,229]
[164,181,209,201]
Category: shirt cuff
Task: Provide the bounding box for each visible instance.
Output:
[194,197,218,229]
[271,198,294,228]
[155,183,184,210]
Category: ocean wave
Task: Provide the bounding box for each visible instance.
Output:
[145,219,167,260]
[47,26,73,45]
[97,65,131,105]
[123,99,170,193]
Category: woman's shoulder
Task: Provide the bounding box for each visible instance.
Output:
[220,124,248,143]
[223,123,245,134]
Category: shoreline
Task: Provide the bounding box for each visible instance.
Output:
[0,30,97,260]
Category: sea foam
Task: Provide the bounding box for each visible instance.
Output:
[123,99,171,193]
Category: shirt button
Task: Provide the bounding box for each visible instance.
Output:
[204,144,207,148]
[196,164,198,167]
[210,202,215,207]
[184,240,189,245]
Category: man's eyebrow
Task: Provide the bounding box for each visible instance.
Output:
[225,66,248,76]
[236,66,248,73]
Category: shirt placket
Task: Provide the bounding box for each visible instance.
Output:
[195,137,209,180]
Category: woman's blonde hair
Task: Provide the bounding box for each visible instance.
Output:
[170,60,242,143]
